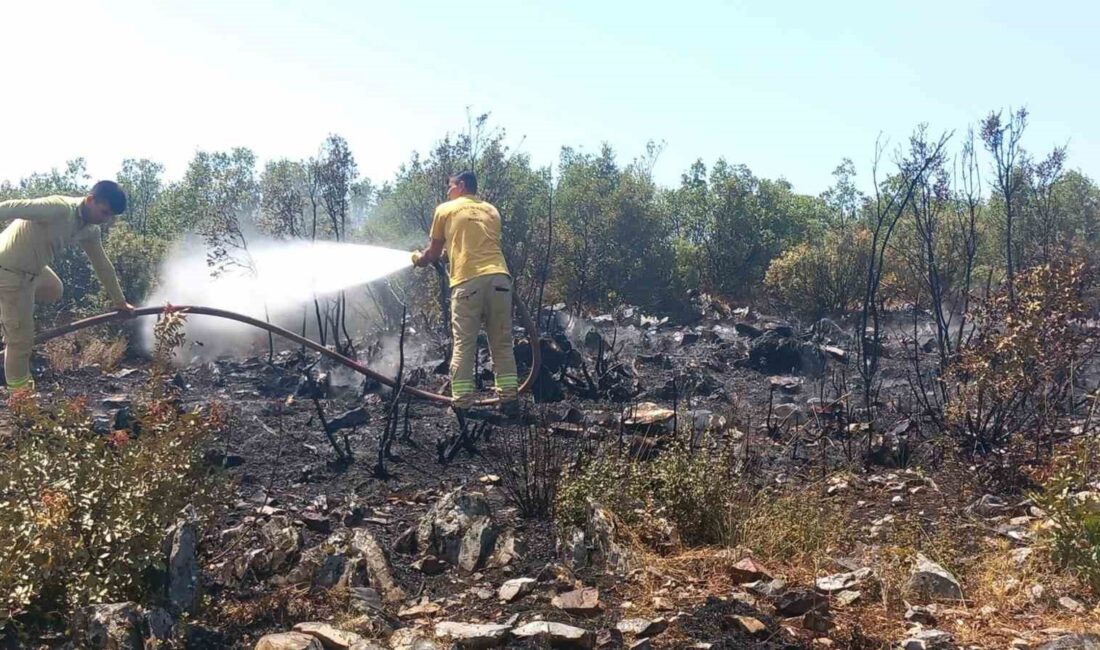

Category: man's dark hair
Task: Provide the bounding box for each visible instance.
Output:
[450,170,478,194]
[90,180,127,215]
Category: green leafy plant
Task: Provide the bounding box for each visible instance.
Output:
[556,440,739,546]
[0,312,225,625]
[1033,440,1100,591]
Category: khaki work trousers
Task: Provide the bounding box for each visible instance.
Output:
[0,266,63,389]
[449,273,518,408]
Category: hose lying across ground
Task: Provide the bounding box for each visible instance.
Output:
[11,302,541,407]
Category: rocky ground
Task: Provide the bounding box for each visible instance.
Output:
[7,299,1100,650]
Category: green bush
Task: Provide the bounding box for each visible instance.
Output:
[1033,440,1100,591]
[764,226,871,320]
[0,313,224,624]
[101,221,168,310]
[556,441,738,546]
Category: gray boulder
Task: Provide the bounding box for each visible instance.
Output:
[416,489,499,572]
[907,554,963,602]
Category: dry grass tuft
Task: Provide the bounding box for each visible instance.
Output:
[43,330,128,372]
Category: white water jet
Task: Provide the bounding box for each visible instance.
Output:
[137,237,413,361]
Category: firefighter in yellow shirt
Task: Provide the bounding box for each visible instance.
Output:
[412,171,519,416]
[0,181,136,391]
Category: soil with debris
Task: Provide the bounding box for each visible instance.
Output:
[8,297,1100,650]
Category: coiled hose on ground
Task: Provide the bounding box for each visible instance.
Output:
[8,302,541,407]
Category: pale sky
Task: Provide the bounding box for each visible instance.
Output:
[1,0,1097,195]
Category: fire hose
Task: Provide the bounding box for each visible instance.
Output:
[8,301,541,407]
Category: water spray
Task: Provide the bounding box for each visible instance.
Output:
[2,240,541,407]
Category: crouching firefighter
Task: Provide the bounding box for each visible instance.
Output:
[412,170,520,417]
[0,181,136,392]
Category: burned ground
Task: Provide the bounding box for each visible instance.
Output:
[5,300,1099,650]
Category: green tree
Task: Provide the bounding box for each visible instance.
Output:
[116,159,165,238]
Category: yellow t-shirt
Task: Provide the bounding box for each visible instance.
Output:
[0,195,127,305]
[429,195,510,288]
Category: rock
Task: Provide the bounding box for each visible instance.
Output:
[349,587,383,612]
[997,523,1034,543]
[261,517,304,573]
[585,328,609,353]
[561,527,588,570]
[74,602,145,650]
[145,607,174,644]
[301,512,333,534]
[615,618,668,638]
[92,415,113,434]
[388,629,442,650]
[350,643,386,650]
[764,322,796,337]
[907,553,963,602]
[511,622,596,649]
[538,562,576,589]
[745,578,788,598]
[102,395,132,409]
[622,402,675,430]
[485,529,522,569]
[499,577,537,602]
[1036,635,1100,650]
[553,587,601,615]
[399,602,442,618]
[774,589,828,617]
[255,632,324,650]
[821,345,847,362]
[1057,596,1087,614]
[835,590,862,607]
[730,557,772,584]
[351,529,406,603]
[748,330,825,375]
[433,622,511,648]
[585,502,633,572]
[416,489,500,573]
[901,629,954,650]
[203,449,244,468]
[801,611,834,634]
[1011,547,1034,566]
[628,640,651,650]
[729,615,767,636]
[596,628,624,649]
[289,540,356,590]
[1029,583,1046,602]
[327,406,370,431]
[815,567,874,593]
[414,556,449,576]
[904,605,939,626]
[393,525,418,554]
[113,406,138,433]
[735,322,764,339]
[182,624,227,648]
[164,505,200,615]
[293,623,365,649]
[770,376,804,394]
